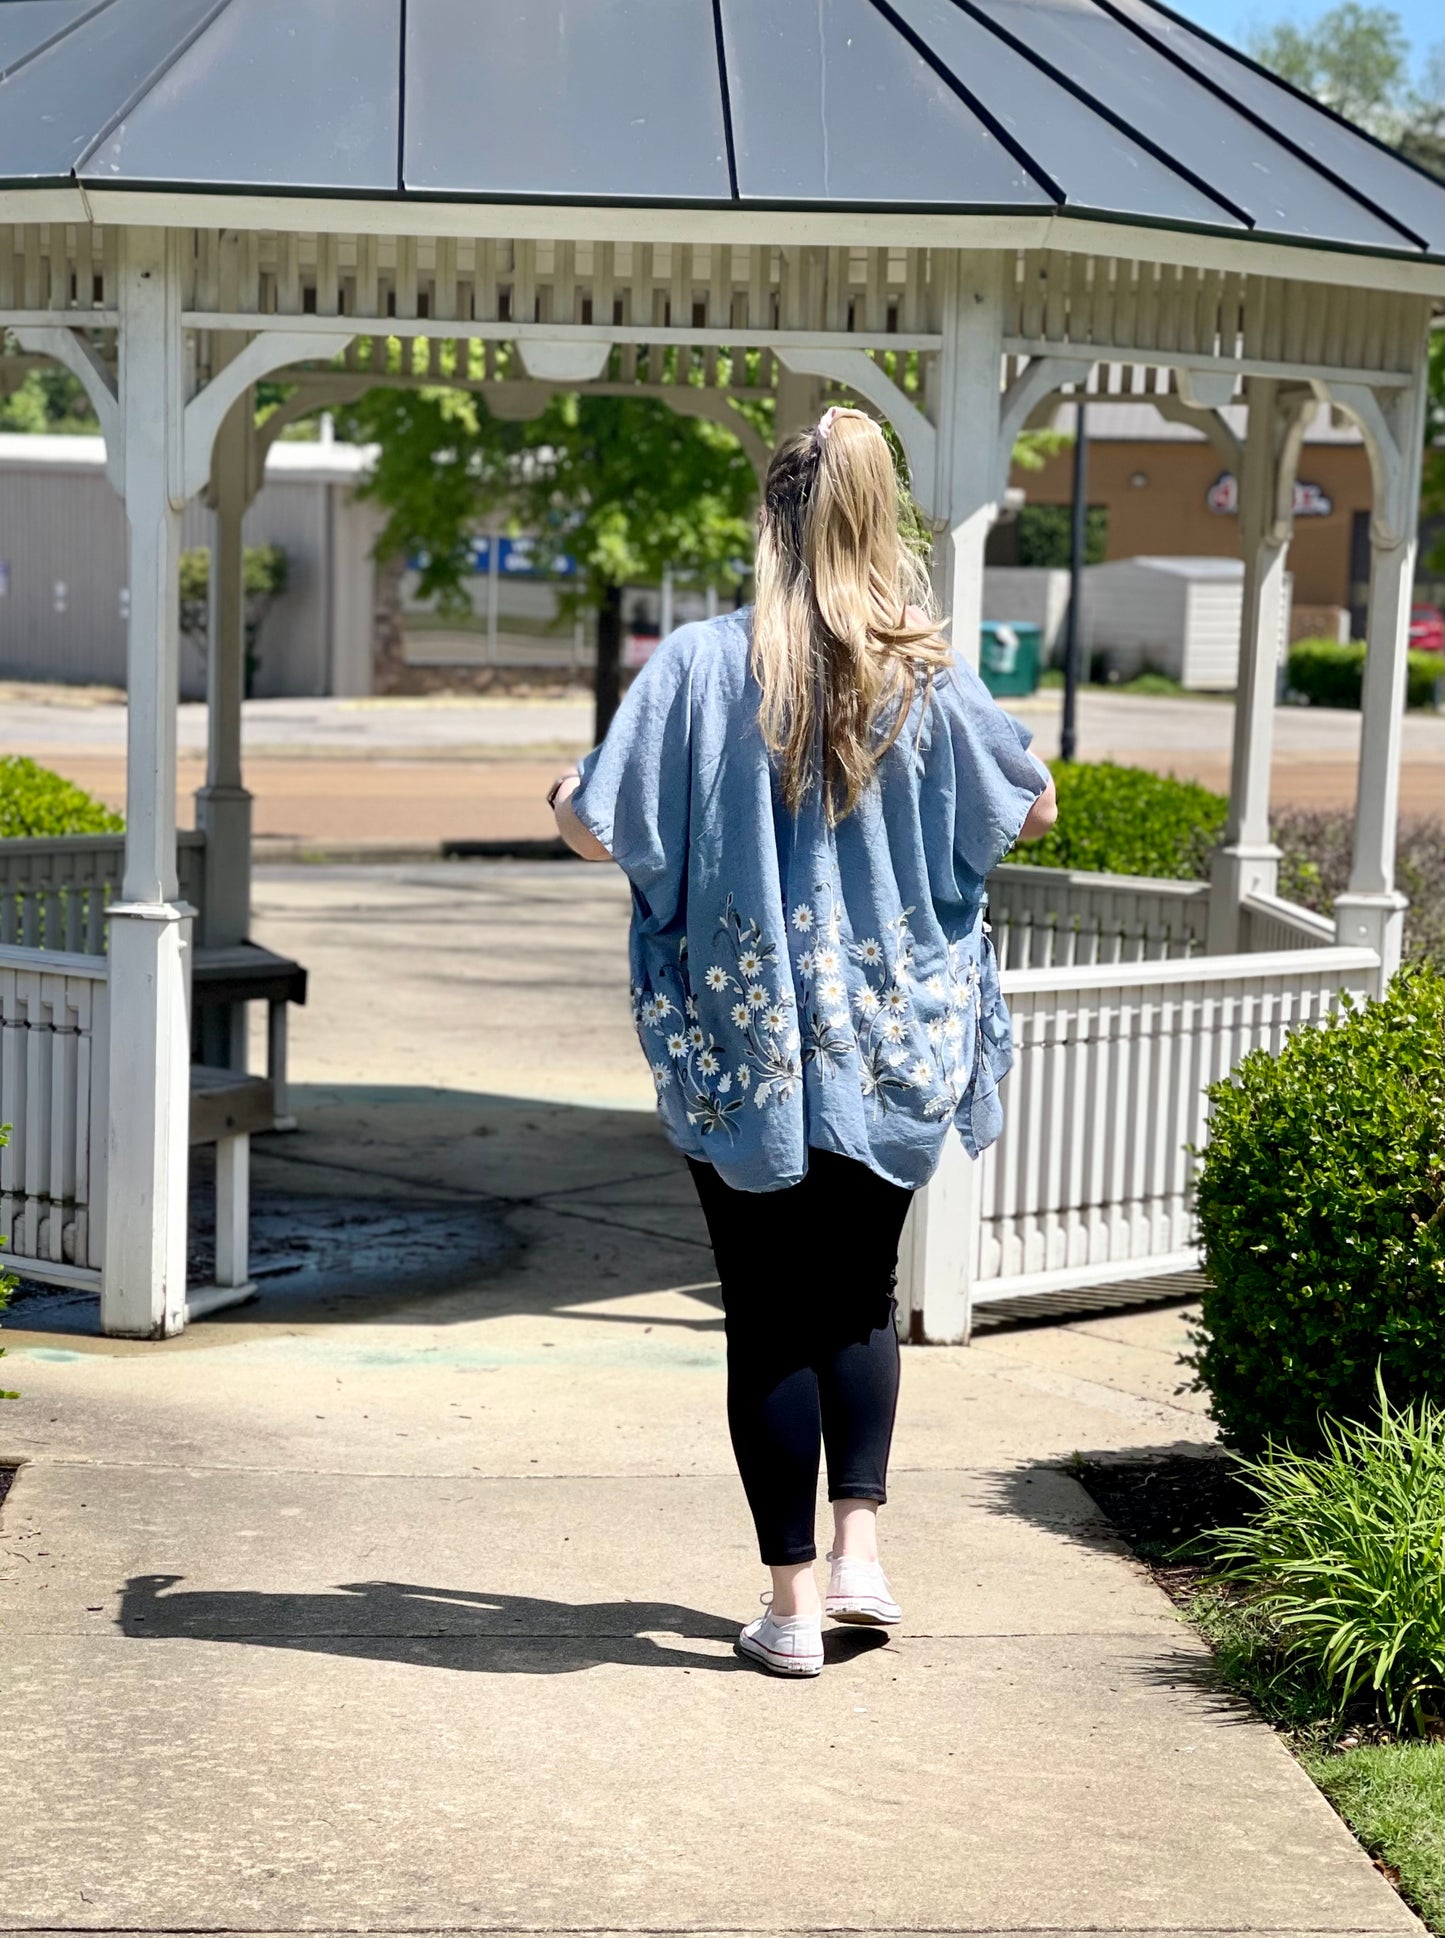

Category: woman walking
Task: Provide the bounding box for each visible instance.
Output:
[549,409,1056,1676]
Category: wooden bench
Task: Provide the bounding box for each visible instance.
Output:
[184,945,307,1319]
[191,941,307,1128]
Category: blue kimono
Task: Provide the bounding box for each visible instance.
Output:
[571,608,1048,1192]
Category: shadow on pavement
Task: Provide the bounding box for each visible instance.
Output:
[115,1574,888,1675]
[10,1084,724,1339]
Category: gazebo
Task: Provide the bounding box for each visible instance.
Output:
[0,0,1440,1342]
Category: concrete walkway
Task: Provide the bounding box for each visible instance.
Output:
[0,865,1423,1935]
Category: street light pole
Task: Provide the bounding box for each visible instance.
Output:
[1060,399,1089,763]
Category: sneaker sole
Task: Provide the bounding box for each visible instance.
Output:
[826,1598,901,1626]
[735,1635,823,1677]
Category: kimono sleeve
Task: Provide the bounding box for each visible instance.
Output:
[939,657,1050,880]
[569,629,694,912]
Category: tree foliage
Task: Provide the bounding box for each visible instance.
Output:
[1247,3,1443,171]
[338,383,757,618]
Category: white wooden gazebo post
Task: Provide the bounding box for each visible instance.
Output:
[1206,377,1311,952]
[1328,353,1430,985]
[894,251,1007,1344]
[194,378,255,1040]
[102,226,192,1338]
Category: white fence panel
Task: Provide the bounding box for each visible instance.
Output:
[0,832,206,954]
[0,943,108,1285]
[971,946,1380,1308]
[986,863,1211,970]
[1239,889,1338,953]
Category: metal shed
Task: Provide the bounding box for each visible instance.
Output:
[1083,554,1291,689]
[0,0,1440,1340]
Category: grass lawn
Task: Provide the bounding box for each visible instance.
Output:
[1079,1456,1445,1935]
[1302,1742,1444,1933]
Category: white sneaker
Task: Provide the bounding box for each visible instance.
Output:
[825,1551,902,1626]
[736,1596,824,1677]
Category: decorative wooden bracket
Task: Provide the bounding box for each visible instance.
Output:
[1317,379,1417,551]
[995,356,1091,501]
[180,330,353,502]
[15,326,122,489]
[774,346,937,516]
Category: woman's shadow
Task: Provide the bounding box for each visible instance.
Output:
[117,1574,886,1673]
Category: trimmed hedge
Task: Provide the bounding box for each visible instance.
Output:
[1008,760,1227,879]
[1287,638,1443,712]
[1188,962,1445,1454]
[0,757,123,839]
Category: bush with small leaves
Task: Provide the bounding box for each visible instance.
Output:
[1189,962,1445,1455]
[1006,760,1227,879]
[0,757,122,839]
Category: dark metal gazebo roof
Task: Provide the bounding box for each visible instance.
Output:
[0,0,1440,256]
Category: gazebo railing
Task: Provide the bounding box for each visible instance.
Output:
[1238,889,1338,953]
[967,944,1381,1313]
[986,864,1210,969]
[0,943,109,1286]
[0,832,207,954]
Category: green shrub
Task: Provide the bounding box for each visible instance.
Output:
[1287,638,1442,711]
[1204,1381,1443,1732]
[0,757,123,839]
[1009,760,1227,878]
[1189,962,1445,1453]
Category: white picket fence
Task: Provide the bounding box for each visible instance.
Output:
[0,831,206,954]
[986,863,1210,969]
[0,944,109,1286]
[0,832,1382,1331]
[969,945,1379,1312]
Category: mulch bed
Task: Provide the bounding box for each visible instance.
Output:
[1073,1453,1254,1604]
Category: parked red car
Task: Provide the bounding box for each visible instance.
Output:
[1408,605,1445,653]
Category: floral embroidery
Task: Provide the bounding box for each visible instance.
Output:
[631,885,988,1139]
[631,894,800,1136]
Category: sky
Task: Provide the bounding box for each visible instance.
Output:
[1178,0,1442,71]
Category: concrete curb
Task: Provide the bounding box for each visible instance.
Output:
[254,836,577,865]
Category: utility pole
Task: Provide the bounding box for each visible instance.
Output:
[1060,399,1089,763]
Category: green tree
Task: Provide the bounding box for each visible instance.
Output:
[1247,4,1443,166]
[339,382,757,739]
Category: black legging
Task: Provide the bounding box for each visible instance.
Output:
[688,1148,913,1565]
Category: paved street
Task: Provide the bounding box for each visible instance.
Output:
[0,860,1422,1936]
[8,684,1442,842]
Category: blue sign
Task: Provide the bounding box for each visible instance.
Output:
[469,535,577,578]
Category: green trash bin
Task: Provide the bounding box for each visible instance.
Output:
[979,621,1042,699]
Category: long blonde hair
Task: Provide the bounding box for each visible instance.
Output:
[752,407,949,824]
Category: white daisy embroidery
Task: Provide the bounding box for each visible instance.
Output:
[687,1025,705,1048]
[763,1006,787,1036]
[730,1002,750,1029]
[737,947,763,979]
[746,984,768,1011]
[885,988,909,1015]
[882,1016,907,1044]
[820,977,847,1007]
[909,1059,933,1086]
[736,1064,752,1089]
[855,938,883,966]
[684,995,698,1019]
[640,998,661,1025]
[666,1032,688,1058]
[925,975,945,999]
[705,965,729,992]
[854,986,881,1017]
[813,947,840,975]
[654,993,675,1018]
[791,904,814,932]
[698,1048,720,1077]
